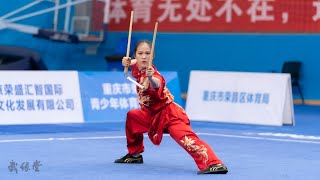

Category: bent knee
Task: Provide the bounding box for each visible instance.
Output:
[127,110,139,119]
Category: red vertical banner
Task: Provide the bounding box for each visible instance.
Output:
[100,0,320,32]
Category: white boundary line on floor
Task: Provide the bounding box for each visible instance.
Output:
[197,133,320,144]
[0,133,319,144]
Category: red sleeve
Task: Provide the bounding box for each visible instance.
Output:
[153,73,165,95]
[130,64,139,79]
[151,66,166,97]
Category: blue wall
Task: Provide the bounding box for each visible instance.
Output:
[104,32,320,101]
[2,30,320,101]
[1,1,320,101]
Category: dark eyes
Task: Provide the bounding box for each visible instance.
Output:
[137,52,150,55]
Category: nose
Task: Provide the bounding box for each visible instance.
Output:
[142,54,147,59]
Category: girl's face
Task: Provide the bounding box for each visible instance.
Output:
[135,42,151,70]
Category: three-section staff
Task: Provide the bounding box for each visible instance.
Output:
[124,11,133,76]
[123,11,159,90]
[142,21,158,91]
[123,11,144,89]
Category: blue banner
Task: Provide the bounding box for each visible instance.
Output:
[78,71,182,122]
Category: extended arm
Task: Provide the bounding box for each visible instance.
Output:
[146,67,160,89]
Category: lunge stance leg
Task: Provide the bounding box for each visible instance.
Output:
[115,109,150,163]
[167,121,228,174]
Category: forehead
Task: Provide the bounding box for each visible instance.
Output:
[136,42,151,51]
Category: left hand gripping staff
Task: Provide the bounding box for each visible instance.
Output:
[124,11,133,76]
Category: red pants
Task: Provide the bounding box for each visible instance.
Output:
[125,103,223,170]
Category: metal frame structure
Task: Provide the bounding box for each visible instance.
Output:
[0,0,108,44]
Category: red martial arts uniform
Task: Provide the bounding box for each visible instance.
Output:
[126,64,223,170]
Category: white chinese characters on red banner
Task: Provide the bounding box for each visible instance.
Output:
[103,0,320,32]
